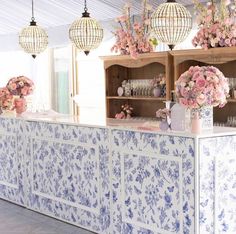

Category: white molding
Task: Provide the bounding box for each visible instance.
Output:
[119,148,183,234]
[0,180,18,189]
[32,190,99,215]
[0,131,17,137]
[111,143,158,156]
[124,217,173,234]
[30,136,100,215]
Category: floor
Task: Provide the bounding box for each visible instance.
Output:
[0,199,95,234]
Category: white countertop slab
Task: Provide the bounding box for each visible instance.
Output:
[1,111,236,138]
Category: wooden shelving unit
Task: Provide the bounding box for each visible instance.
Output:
[171,47,236,123]
[228,98,236,103]
[106,96,166,101]
[101,47,236,121]
[101,52,173,118]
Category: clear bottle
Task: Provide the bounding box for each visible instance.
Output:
[124,80,131,97]
[170,103,187,131]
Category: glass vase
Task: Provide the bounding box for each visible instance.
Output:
[153,87,161,97]
[190,106,213,133]
[191,111,202,134]
[159,120,169,131]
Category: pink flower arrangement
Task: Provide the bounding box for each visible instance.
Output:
[150,73,166,88]
[0,87,13,110]
[111,0,157,59]
[192,0,236,49]
[175,66,229,109]
[156,108,170,120]
[115,104,134,119]
[7,76,34,97]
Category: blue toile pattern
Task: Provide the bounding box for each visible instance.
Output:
[0,116,236,234]
[199,136,236,234]
[111,130,195,234]
[23,121,110,233]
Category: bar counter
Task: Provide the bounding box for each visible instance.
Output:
[0,114,235,234]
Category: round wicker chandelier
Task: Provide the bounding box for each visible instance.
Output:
[151,0,192,50]
[69,0,103,55]
[19,0,48,58]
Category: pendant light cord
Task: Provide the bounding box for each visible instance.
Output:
[84,0,88,12]
[31,0,35,21]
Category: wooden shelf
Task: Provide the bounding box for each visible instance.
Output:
[106,96,166,101]
[227,98,236,103]
[102,53,173,118]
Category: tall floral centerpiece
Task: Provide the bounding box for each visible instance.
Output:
[192,0,236,49]
[175,66,229,132]
[6,76,34,114]
[111,0,157,59]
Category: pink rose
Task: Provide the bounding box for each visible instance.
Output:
[115,112,125,119]
[9,83,17,91]
[196,78,206,88]
[196,94,206,106]
[21,86,29,96]
[179,98,188,107]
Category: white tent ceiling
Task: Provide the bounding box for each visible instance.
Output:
[0,0,198,35]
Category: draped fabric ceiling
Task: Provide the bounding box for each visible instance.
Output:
[0,0,198,35]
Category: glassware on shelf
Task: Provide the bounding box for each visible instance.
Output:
[227,77,236,98]
[124,80,131,97]
[214,116,236,127]
[118,79,166,98]
[226,116,236,127]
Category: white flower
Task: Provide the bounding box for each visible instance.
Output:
[189,81,195,88]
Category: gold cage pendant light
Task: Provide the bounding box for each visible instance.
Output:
[69,0,104,55]
[151,0,192,50]
[19,0,48,58]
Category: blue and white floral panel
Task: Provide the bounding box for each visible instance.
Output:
[24,121,110,234]
[111,130,195,234]
[1,116,235,234]
[199,136,236,234]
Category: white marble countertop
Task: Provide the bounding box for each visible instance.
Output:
[1,111,236,138]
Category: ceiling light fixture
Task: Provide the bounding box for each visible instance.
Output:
[69,0,103,55]
[151,0,192,50]
[19,0,48,58]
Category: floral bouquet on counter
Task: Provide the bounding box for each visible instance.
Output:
[150,73,166,97]
[7,76,34,98]
[192,0,236,49]
[156,108,170,121]
[175,66,229,109]
[0,87,14,111]
[156,108,170,131]
[115,104,134,119]
[111,0,158,59]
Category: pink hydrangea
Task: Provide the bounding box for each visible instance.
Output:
[175,66,229,109]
